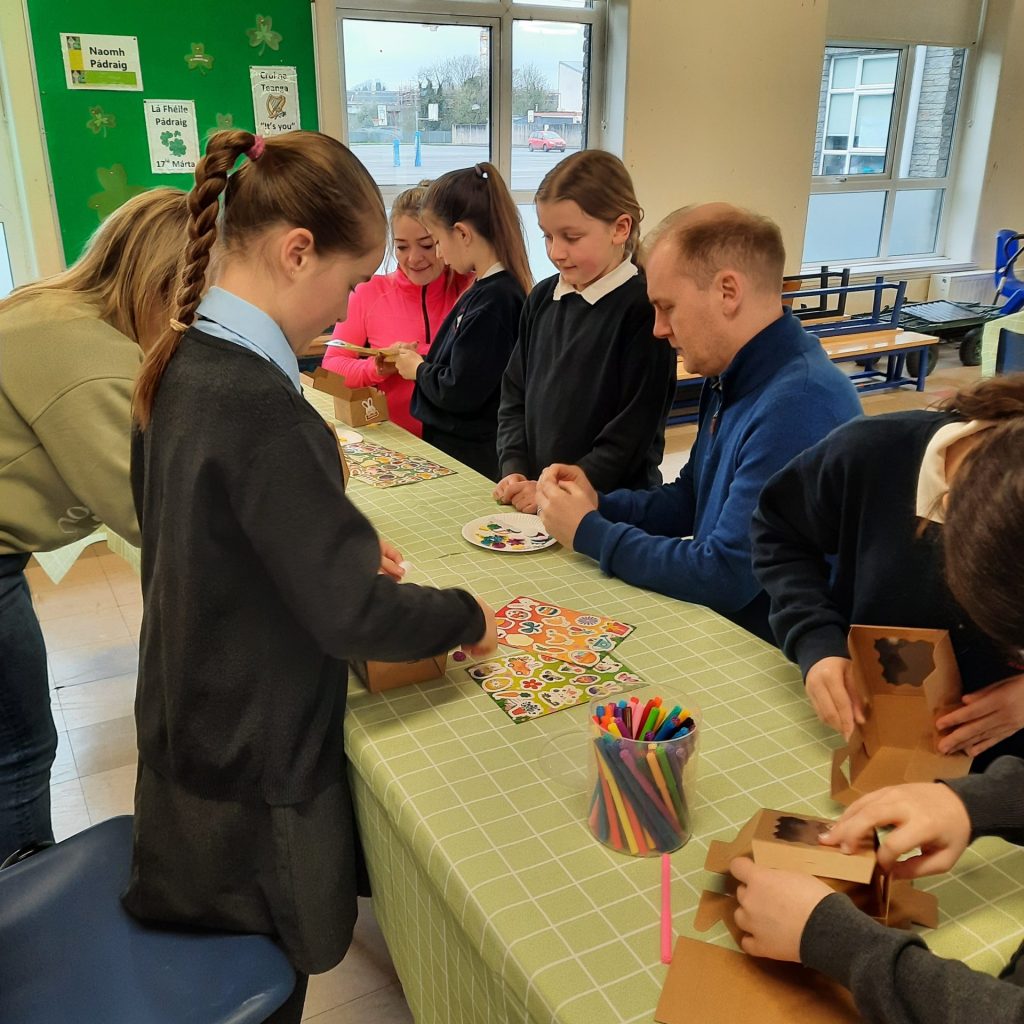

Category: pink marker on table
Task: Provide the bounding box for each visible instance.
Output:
[661,853,673,964]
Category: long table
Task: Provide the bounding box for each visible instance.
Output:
[111,392,1024,1023]
[304,393,1024,1023]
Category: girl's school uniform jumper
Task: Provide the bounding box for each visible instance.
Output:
[497,261,675,491]
[410,265,526,481]
[124,288,485,975]
[752,409,1024,769]
[322,268,471,436]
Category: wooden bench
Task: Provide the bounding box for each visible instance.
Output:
[667,328,940,426]
[820,329,939,393]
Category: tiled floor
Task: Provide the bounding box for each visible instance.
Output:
[34,343,977,1022]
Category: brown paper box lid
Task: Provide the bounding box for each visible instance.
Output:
[751,809,876,884]
[308,366,383,401]
[654,937,859,1024]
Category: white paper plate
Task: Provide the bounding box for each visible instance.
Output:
[461,513,556,553]
[334,427,363,446]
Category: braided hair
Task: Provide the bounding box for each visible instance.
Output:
[133,129,385,427]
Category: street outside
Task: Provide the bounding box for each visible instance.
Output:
[349,143,580,193]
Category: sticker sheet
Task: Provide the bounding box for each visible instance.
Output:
[467,653,644,723]
[341,441,456,488]
[495,596,635,667]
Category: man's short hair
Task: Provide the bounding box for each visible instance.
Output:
[642,205,786,294]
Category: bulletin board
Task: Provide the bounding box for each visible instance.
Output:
[25,0,319,264]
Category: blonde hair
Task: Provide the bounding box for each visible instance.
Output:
[535,150,643,261]
[389,180,432,237]
[642,205,786,294]
[1,188,189,344]
[420,163,532,296]
[134,130,386,428]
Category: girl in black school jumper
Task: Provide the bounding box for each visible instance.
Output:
[733,416,1024,1023]
[394,163,530,481]
[125,130,496,1024]
[752,374,1024,769]
[493,151,675,514]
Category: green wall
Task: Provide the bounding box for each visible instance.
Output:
[25,0,318,263]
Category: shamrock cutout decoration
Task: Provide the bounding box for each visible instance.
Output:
[247,15,282,56]
[185,43,215,74]
[86,106,116,137]
[87,165,145,221]
[216,112,234,130]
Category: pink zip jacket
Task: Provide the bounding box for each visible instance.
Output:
[323,268,472,436]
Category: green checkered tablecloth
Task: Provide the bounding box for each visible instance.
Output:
[116,387,1024,1023]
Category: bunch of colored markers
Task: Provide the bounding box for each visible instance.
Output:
[592,695,695,743]
[588,696,697,856]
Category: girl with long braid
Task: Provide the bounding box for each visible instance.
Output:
[125,131,496,1023]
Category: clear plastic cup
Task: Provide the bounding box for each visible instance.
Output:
[587,713,699,856]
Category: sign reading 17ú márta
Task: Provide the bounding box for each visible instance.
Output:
[61,32,142,91]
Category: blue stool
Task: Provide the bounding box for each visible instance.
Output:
[0,815,296,1024]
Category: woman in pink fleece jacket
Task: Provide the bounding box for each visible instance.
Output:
[322,182,471,435]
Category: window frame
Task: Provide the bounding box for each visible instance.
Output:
[332,0,607,209]
[805,39,970,268]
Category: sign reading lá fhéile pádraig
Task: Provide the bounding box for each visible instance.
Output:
[61,32,142,91]
[143,99,200,174]
[250,66,300,135]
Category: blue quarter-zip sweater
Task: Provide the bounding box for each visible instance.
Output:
[572,310,862,640]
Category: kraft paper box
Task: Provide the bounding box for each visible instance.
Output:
[831,625,972,806]
[308,367,389,427]
[696,807,938,936]
[351,654,448,694]
[655,936,860,1024]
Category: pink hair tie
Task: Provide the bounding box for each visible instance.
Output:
[246,135,266,161]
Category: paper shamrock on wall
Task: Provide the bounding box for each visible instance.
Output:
[185,43,215,74]
[86,106,116,137]
[87,165,145,221]
[247,15,282,56]
[216,113,234,130]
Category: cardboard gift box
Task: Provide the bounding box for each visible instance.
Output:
[307,367,389,427]
[695,806,937,937]
[831,625,971,806]
[351,653,448,694]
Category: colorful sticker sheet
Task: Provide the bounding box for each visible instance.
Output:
[467,653,644,723]
[342,441,456,488]
[464,515,554,552]
[495,596,636,667]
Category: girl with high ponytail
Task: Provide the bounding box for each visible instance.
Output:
[125,130,495,1023]
[752,372,1024,769]
[393,162,530,480]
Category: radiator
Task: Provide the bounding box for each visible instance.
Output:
[928,271,996,304]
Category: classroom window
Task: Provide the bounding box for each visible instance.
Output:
[336,1,604,227]
[804,44,967,265]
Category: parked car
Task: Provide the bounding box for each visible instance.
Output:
[527,130,566,153]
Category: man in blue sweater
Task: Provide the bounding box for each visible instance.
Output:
[536,203,861,642]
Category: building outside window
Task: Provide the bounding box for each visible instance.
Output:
[335,1,605,280]
[803,44,967,266]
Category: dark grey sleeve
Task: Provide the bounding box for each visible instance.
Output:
[801,892,1024,1024]
[945,756,1024,846]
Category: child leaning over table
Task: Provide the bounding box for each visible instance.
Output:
[126,129,497,1024]
[732,416,1024,1024]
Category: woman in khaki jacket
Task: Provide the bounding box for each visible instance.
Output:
[0,188,187,861]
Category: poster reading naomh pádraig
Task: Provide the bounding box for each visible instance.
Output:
[61,33,143,91]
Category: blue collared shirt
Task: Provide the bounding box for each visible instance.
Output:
[194,287,301,393]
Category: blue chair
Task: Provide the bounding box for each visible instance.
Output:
[996,328,1024,375]
[995,230,1024,315]
[0,815,296,1024]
